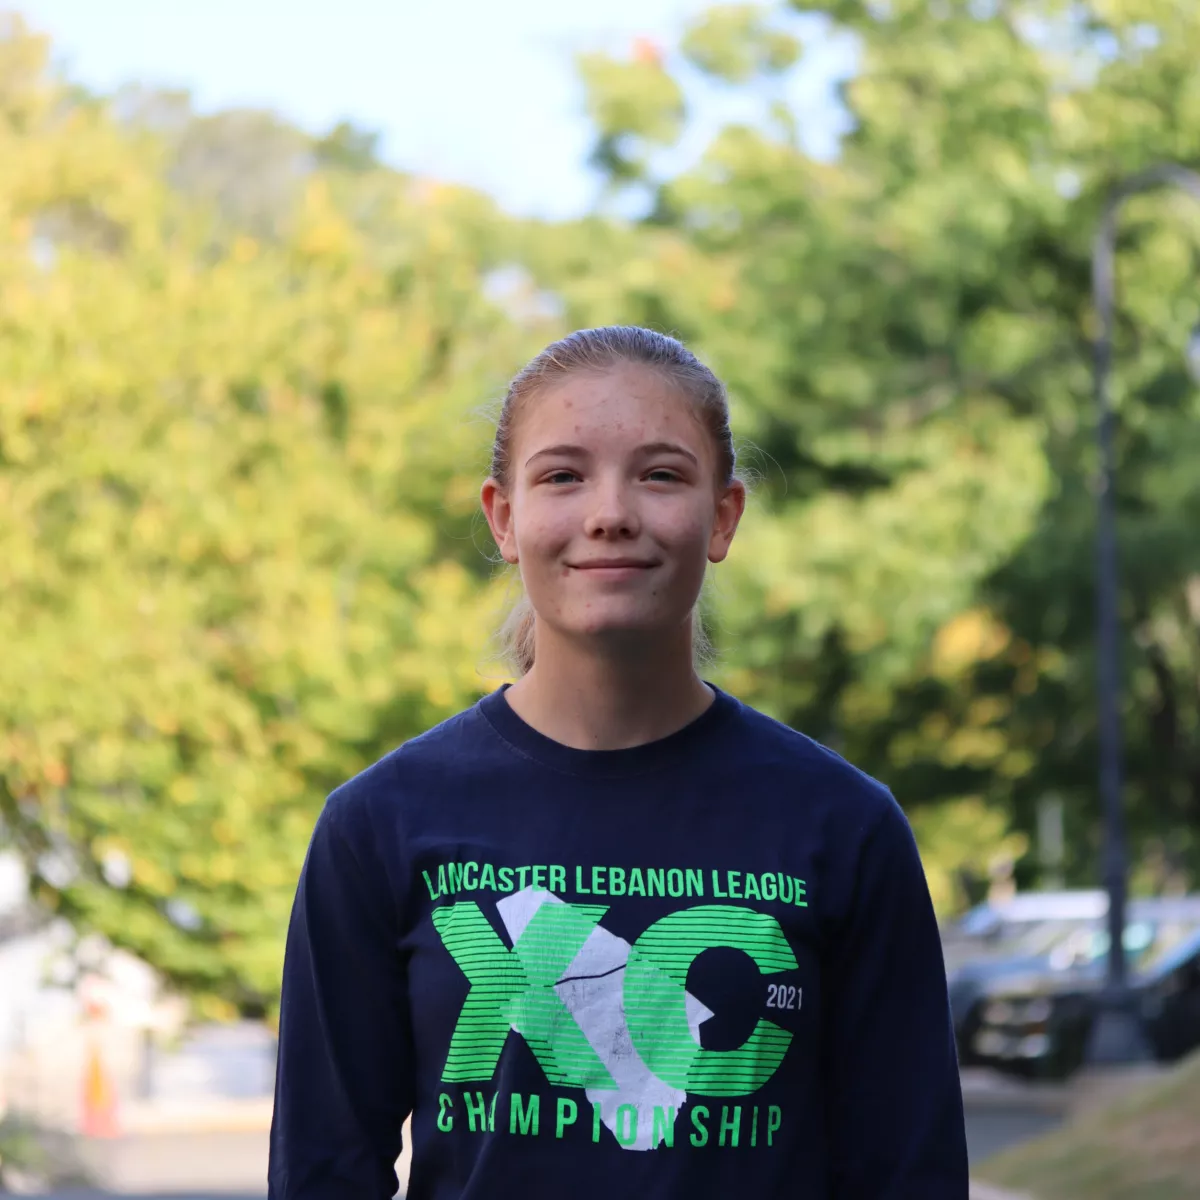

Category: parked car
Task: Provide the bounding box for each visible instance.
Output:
[948,915,1105,1060]
[957,898,1200,1079]
[953,891,1111,939]
[941,890,1109,977]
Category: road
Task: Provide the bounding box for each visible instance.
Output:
[966,1102,1065,1162]
[41,1194,267,1200]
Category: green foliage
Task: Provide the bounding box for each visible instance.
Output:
[0,17,543,1015]
[578,46,686,185]
[315,120,382,172]
[0,1113,50,1178]
[550,0,1200,901]
[681,5,801,83]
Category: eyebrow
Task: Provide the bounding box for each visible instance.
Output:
[524,441,700,468]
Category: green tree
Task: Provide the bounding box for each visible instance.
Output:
[558,0,1200,897]
[0,17,544,1016]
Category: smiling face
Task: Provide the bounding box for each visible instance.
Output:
[482,362,745,656]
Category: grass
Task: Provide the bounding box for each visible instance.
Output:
[977,1050,1200,1200]
[0,1113,53,1180]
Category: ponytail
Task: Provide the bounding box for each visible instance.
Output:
[498,593,537,676]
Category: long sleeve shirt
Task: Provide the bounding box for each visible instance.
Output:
[268,683,968,1199]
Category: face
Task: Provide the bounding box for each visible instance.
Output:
[481,363,745,654]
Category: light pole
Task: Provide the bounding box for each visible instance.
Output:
[1085,163,1200,1064]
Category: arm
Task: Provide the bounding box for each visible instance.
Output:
[823,798,969,1199]
[268,793,414,1199]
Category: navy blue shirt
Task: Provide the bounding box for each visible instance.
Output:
[268,684,968,1198]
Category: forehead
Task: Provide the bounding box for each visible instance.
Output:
[519,363,706,444]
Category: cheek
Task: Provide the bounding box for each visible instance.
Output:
[656,501,717,552]
[511,498,570,556]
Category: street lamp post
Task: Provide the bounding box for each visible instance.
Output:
[1085,163,1200,1064]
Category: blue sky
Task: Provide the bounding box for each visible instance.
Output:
[20,0,855,219]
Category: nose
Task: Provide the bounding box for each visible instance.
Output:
[583,476,640,540]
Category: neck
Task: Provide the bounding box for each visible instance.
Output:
[502,623,714,751]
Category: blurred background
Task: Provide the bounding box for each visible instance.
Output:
[1,1,1199,1198]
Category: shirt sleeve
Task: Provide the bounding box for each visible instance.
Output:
[268,794,415,1199]
[822,796,969,1199]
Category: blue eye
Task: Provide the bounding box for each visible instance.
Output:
[647,469,681,482]
[545,470,579,485]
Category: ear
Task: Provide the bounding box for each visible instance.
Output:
[707,479,746,565]
[481,477,520,564]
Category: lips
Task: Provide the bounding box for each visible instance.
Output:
[569,559,659,570]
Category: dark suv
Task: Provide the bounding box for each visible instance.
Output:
[953,897,1200,1079]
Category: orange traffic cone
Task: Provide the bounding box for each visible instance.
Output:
[81,1043,119,1138]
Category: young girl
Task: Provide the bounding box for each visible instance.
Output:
[268,327,968,1199]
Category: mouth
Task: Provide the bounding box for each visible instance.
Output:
[567,559,661,582]
[568,559,660,571]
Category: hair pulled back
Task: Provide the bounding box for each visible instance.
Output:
[490,325,738,675]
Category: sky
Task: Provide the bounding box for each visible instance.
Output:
[19,0,856,219]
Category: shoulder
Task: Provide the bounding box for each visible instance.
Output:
[728,694,900,830]
[725,698,923,928]
[319,702,493,837]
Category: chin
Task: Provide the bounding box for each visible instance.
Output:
[567,606,687,643]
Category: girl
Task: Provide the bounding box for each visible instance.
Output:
[268,327,968,1198]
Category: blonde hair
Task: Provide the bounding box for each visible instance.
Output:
[489,326,738,676]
